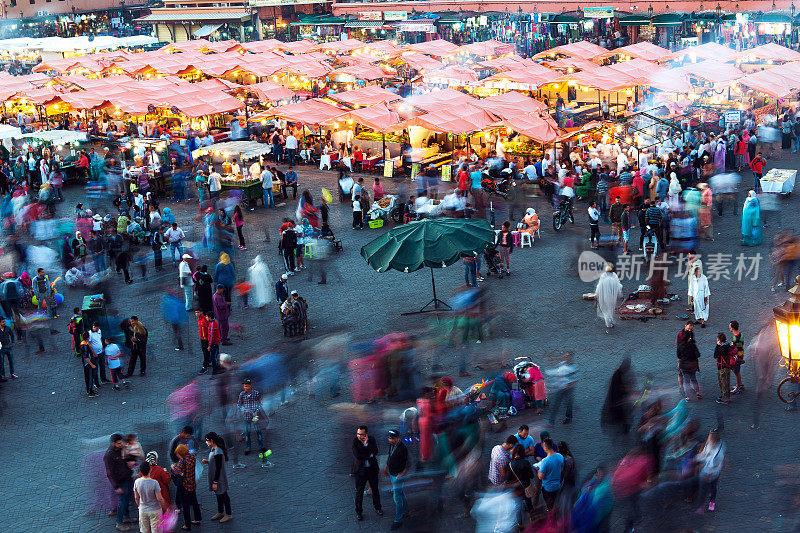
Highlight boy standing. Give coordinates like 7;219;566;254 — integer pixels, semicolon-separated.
729;320;745;393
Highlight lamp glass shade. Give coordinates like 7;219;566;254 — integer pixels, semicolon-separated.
776;319;800;374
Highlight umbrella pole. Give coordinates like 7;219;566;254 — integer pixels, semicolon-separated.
401;267;452;315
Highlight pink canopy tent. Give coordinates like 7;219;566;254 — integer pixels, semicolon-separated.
341;102;413;133
357;40;401;55
678;60;744;84
409;103;499;134
535;40;609;61
672;42;737;62
244;81;294;102
598;42;673;62
405;88;477;111
474;91;548;119
645;68;692;93
735;42;800;63
280;39;318;54
335;63;392;82
316;38;365;54
482;65;561;89
542;57;599;72
456;39;515;58
329;85;402;107
238;39;287;53
422;65;479;85
739;62;800;98
605;58;666;82
399;52;444;72
504;113;561;144
404;39;460;58
478;54;539;71
249;98;347;125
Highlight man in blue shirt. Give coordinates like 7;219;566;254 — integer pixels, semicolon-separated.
514;425;536;456
284;166;298;199
534;438;564;511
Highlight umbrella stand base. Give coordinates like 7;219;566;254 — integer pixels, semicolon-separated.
401;297;452;316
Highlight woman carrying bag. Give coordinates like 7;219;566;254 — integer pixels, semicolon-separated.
506;444;537;521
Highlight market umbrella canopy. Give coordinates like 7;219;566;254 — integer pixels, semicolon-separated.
360;218;494;273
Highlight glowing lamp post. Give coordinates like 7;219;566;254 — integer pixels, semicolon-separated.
774;277;800;403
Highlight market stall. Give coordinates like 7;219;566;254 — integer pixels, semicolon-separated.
760;168;796;195
192;140;272;207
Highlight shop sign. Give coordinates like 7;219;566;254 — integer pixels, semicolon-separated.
583;7;614;18
724;110;741;125
441;164;451;182
410;162;420;181
384;159;394;178
358;11;382;21
111;17;122;27
384;11;407;21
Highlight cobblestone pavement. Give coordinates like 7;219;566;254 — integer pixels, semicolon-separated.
1;151;800;533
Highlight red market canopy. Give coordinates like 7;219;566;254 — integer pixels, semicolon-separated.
645;67;692;93
599;42;674;62
474;91;548;119
329;85;402;107
357;40;401;55
280;39;318;54
558;67;639;91
535;40;609;61
250;98;347;125
605;58;666;82
542;57;599;72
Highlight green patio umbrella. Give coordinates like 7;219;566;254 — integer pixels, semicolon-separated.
360;218;494;313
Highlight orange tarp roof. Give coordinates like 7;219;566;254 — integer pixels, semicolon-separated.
605;58;665;81
482;65;561;88
356;40;401;55
329;85;402;107
739;62;800;98
398;52;444;72
542;57;599;72
335;63;392;81
677;60;744;84
456;39;515;58
316;38;365;54
478;54;539;71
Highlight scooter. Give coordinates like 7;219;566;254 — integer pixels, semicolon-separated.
552;199;574;231
643;225;659;261
481;168;513;198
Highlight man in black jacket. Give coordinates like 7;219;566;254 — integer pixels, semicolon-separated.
382;430;409;530
279;226;297;274
104;433;133;531
352;425;383;521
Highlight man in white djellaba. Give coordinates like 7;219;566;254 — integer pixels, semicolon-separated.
689;264;710;327
247;255;273;308
596;263;623;331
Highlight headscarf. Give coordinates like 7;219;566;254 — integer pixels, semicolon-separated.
526;207;536;217
145;451;158;464
302;217;313;237
219;252;230;265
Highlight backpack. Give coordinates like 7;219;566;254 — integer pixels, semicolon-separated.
721;344;738;369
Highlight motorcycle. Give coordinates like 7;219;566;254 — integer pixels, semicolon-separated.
643;225;659;261
552;199;574;231
481;169;513;198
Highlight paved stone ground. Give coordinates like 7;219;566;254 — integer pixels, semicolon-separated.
1;150;800;533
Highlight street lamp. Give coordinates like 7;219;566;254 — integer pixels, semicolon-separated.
648;3;654;19
716;2;722;19
773;277;800;403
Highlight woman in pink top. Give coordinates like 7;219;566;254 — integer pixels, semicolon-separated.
373;178;385;200
233;205;246;250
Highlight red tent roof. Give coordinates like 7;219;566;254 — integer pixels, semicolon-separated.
250;98;347;125
475;91;548;119
535;40;609;61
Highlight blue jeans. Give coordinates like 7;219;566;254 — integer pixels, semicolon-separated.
116;479;132;524
244;419;264;451
794;136;800;153
93;252;106;274
0;347;13;377
390;475;408;523
209;343;220;372
464;261;477;286
263;187;274;208
183;285;193;311
170;243;183;264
